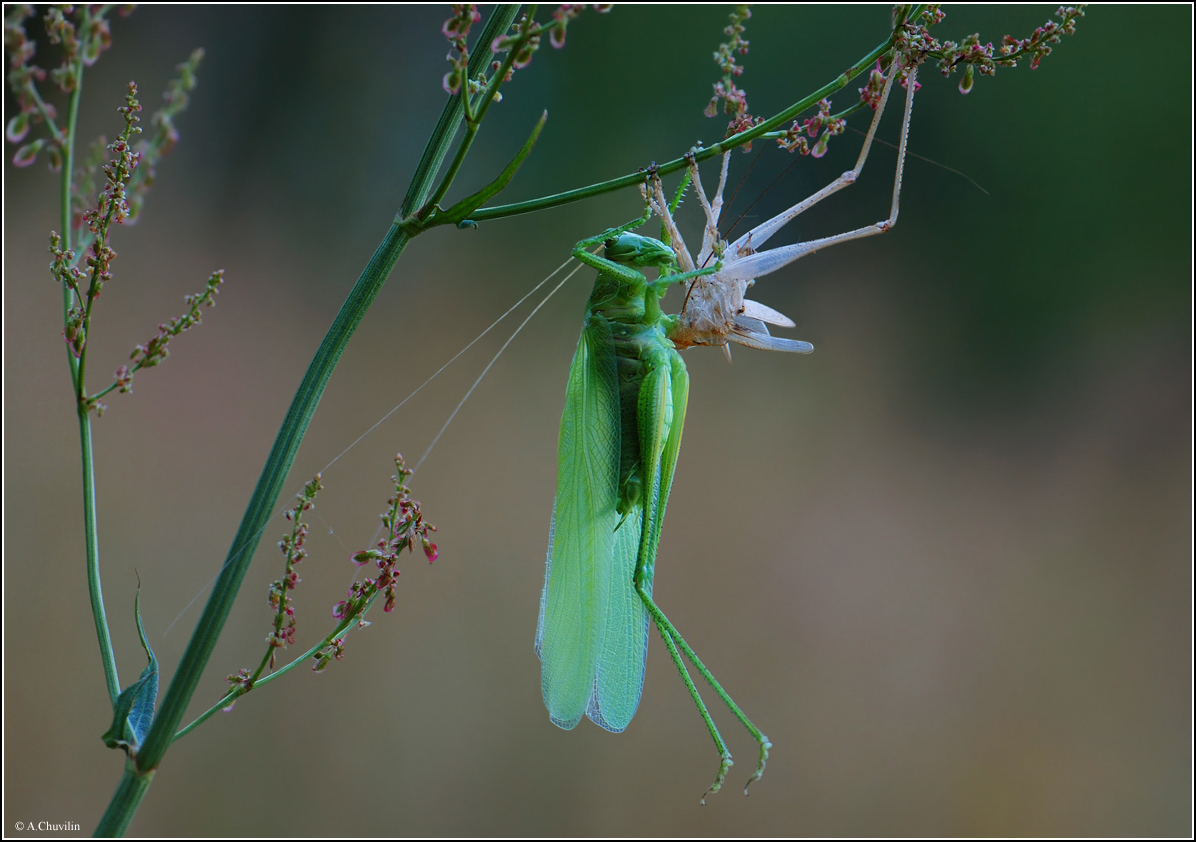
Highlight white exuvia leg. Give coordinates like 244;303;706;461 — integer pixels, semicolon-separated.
724;61;912;261
717;64;916;284
655;60;917;355
687;151;731;267
647;175;697;273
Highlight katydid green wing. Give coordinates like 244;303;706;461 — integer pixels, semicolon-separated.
536;314;624;730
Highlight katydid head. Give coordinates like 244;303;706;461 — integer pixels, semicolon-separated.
603;232;675;270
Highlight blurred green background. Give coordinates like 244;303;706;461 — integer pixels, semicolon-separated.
4;5;1190;836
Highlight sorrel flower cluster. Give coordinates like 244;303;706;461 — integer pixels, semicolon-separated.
265;474;324;669
703;5;754;141
775;98;846;158
441;4;482;96
12;6;213;418
704;5;851;156
707;4;1085;157
116;270;224;397
896;4;1086;95
8;5;202;225
46;80;222;415
224;473;326;701
5;5;128;170
441;3;610;97
318;455;437;671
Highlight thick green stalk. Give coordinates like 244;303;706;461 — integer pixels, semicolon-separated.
94;7;521;835
95;762;153;838
92;224;414;840
132;223;409;768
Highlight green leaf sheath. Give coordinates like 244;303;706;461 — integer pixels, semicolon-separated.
101;592;159;754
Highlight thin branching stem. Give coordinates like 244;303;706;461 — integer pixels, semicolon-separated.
423;7;543;215
462;23;907;225
58;8;121;706
174;594;381;742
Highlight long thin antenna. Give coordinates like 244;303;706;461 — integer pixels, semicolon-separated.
847;125;989;195
165;255;582;635
413;260;585;474
719;145;766;231
318;254;576;477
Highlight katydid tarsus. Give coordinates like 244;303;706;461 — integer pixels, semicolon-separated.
536;59;917;801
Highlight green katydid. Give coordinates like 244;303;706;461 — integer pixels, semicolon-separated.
536;59;917;801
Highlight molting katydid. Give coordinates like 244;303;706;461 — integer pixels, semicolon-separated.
536;59;917;801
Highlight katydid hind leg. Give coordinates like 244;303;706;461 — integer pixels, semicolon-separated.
629;349;771;795
640;585;734;805
651;604;772;794
632;349;677;590
640;349;770;793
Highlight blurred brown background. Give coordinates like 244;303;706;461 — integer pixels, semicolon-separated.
4;5;1190;837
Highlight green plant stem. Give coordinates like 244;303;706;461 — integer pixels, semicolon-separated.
401;6;521;219
424;7;540;214
464;8;912;225
95;7;521;835
57;16;121;706
174;595;380;742
92;224;414;839
96;761;154;839
136;224;413;767
78;409;119;702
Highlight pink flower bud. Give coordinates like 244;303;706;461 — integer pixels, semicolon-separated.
13;139;43;167
959;64;975;94
6;113;29;143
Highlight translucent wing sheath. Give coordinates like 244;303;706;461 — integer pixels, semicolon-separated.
535;314;652;731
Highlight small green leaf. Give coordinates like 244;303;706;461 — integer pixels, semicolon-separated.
438;110;547;226
101;589;159;755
